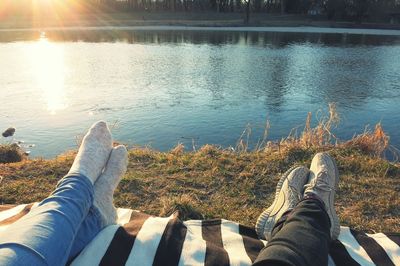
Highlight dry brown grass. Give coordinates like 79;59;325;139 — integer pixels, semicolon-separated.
242;103;394;160
345;123;391;157
0;143;399;233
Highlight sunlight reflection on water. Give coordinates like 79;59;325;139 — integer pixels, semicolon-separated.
28;33;67;114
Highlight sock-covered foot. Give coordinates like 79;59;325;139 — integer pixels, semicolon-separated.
255;166;309;240
304;152;340;240
94;145;128;227
68;121;113;184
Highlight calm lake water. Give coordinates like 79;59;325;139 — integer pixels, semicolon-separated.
1;28;400;158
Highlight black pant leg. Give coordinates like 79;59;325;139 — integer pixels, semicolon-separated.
253;199;331;266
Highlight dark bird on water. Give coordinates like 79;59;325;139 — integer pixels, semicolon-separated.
2;127;16;137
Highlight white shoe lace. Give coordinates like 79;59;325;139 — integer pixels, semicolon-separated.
304;171;335;193
288;185;303;207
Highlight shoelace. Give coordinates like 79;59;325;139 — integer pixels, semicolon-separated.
304;171;335;192
288;185;303;206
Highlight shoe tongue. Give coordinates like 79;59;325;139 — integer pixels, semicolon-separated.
315;172;332;190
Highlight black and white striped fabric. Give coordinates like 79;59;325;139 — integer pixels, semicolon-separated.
1;204;399;266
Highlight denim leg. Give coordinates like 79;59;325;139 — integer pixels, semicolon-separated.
67;206;103;262
253;199;331;266
0;175;95;266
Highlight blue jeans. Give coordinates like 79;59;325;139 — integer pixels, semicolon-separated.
0;174;103;266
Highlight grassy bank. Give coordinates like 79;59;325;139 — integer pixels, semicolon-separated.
0;143;399;233
1;107;399;233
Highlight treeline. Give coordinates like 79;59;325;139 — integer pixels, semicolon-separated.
95;0;400;22
1;0;400;23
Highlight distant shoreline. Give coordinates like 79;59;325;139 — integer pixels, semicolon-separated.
1;12;400;35
1;25;400;36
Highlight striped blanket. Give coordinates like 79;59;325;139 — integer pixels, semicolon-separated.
1;204;399;266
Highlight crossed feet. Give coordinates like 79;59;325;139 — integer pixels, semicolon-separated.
68;121;128;227
255;152;340;241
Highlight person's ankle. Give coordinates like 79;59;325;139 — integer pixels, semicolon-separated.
303;192;327;211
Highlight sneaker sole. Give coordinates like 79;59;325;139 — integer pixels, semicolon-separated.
255;166;302;240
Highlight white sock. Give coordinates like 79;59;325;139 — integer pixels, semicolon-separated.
68;121;113;184
94;145;128;227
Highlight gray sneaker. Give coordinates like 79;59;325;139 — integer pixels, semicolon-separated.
255;166;309;240
304;152;340;240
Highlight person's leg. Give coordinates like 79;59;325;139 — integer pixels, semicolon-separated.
253;197;331;266
253;152;340;266
0;121;113;266
0;175;97;266
68;145;128;261
255;166;310;240
66;191;105;263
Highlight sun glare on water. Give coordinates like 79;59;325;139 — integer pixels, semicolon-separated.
29;33;68;115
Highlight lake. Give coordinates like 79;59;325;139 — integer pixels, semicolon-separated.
1;27;400;158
